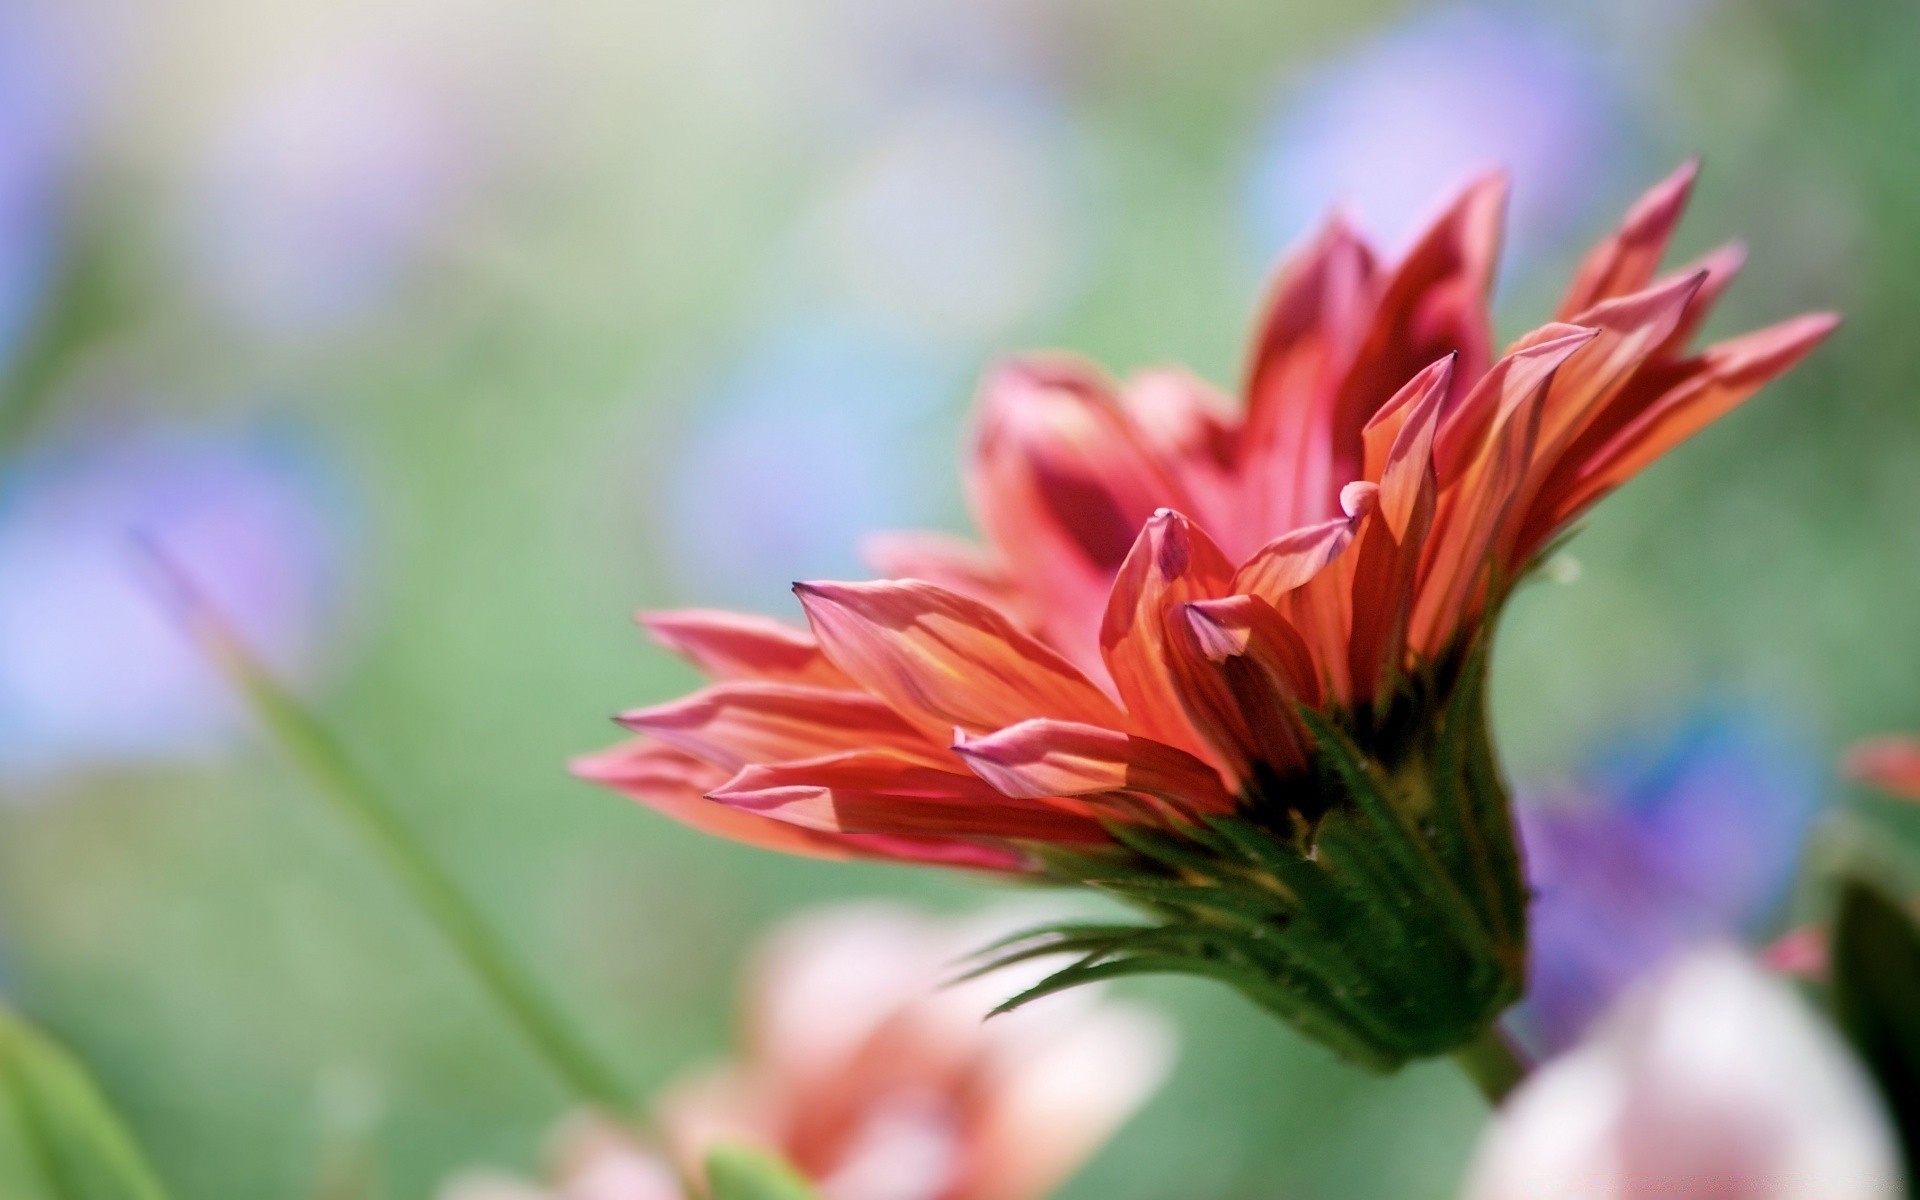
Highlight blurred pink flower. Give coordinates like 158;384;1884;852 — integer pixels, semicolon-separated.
1464;947;1902;1200
1844;736;1920;801
443;904;1172;1200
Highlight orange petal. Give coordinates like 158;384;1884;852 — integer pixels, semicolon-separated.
711;750;1111;843
1555;159;1698;319
1332;172;1507;472
1241;216;1383;532
1844;736;1920;801
1120;368;1245;547
794;579;1131;742
1099;510;1235;755
859;530;1027;619
954;719;1234;815
1549;313;1838;527
1365;356;1452;539
966;356;1187;675
1169;595;1319;782
571;738;856;860
640;609;851;687
618;682;938;772
1230;510;1362;604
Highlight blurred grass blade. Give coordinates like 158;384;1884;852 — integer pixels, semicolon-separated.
1830;876;1920;1177
0;1005;170;1200
704;1144;822;1200
133;539;631;1111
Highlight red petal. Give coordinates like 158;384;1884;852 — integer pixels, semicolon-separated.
1241;216;1383;533
1555;160;1698;319
1170;595;1319;782
1121;368;1245;548
618;682;938;772
954;719;1234;816
966;357;1188;674
711;750;1111;843
640;609;851;687
794;579;1131;742
859;531;1027;619
1099;510;1235;756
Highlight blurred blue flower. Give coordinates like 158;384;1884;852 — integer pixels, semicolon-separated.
1509;713;1821;1057
0;420;356;780
1244;6;1638;268
0;3;89;371
662;319;961;612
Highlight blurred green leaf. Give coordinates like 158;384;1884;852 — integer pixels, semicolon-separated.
1831;877;1920;1179
703;1143;820;1200
0;1005;170;1200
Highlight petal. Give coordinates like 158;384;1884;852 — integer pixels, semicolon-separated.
617;682;937;772
1241;216;1383;532
954;718;1234;816
640;609;851;687
1169;595;1319;783
1554;160;1698;319
966;356;1187;674
1099;509;1235;755
793;579;1131;742
1333;172;1507;466
860;530;1029;619
571;739;854;859
1229;510;1363;604
1844;736;1920;801
1364;355;1452;539
711;750;1111;843
1120;368;1244;547
1551;313;1838;524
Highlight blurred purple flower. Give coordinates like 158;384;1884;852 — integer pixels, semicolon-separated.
1509;713;1821;1057
0;421;355;779
183;50;477;334
1244;6;1637;267
662;320;960;612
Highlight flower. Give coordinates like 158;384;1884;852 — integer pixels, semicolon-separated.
1463;947;1903;1200
1510;714;1820;1056
0;419;354;780
579;164;1833;1066
441;903;1173;1200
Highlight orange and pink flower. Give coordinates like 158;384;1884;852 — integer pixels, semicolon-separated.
577;164;1832;1066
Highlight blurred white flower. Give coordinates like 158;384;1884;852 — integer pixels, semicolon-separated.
1465;947;1902;1200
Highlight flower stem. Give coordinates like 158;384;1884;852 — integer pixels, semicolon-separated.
135;540;631;1112
1452;1024;1527;1105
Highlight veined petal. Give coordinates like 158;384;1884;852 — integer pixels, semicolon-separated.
710;750;1111;843
1532;271;1706;463
1230;505;1365;604
640;609;851;687
1242;216;1382;532
1333;172;1507;466
966;356;1187;674
1170;595;1319;783
794;579;1131;742
1555;159;1698;319
1100;509;1235;756
1365;356;1452;539
954;719;1233;815
1553;313;1838;522
571;739;857;860
860;530;1025;615
618;682;937;772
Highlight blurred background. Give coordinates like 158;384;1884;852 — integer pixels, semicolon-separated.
1;0;1917;1194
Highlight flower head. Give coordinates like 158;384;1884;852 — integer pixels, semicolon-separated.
442;904;1172;1200
580;165;1833;1066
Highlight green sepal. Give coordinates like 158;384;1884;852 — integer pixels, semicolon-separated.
0;1005;171;1200
1830;877;1920;1179
704;1143;822;1200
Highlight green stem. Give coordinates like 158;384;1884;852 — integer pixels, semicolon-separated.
136;542;631;1112
1452;1024;1527;1105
